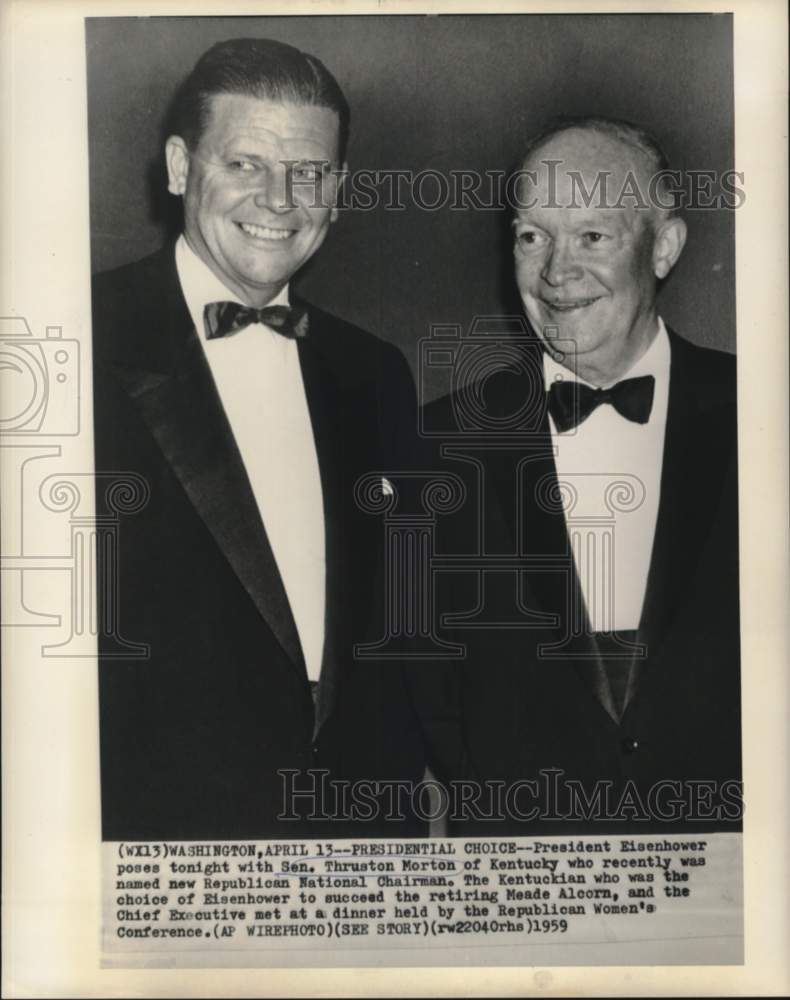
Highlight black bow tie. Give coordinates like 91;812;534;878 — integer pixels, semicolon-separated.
203;301;309;341
547;375;655;432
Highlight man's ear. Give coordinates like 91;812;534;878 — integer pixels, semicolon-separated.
165;136;190;196
330;160;349;223
652;215;687;280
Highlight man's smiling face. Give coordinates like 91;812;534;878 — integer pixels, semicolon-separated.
513;129;670;384
166;92;342;306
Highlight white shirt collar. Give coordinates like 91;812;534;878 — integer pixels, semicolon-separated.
543;317;671;390
175;234;290;340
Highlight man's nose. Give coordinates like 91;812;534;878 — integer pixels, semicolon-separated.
253;164;294;213
541;239;583;285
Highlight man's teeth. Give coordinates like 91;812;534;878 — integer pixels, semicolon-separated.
546;298;597;311
239;222;293;240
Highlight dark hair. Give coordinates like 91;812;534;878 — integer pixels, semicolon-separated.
169;38;350;162
520;115;678;216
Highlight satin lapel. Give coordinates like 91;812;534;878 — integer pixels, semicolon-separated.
108;255;305;676
297;325;378;734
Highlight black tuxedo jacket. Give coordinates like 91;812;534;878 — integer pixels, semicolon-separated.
93;246;427;841
422;329;741;834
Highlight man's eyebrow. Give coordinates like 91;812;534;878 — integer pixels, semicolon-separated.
287;158;332;167
566;213;620;227
221;143;268;158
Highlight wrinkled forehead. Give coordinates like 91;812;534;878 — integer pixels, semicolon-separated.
518;130;655;212
200;92;341;162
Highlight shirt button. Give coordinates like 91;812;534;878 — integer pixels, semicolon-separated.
621;737;639;754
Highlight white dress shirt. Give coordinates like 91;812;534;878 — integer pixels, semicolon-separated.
543;320;671;631
176;236;326;681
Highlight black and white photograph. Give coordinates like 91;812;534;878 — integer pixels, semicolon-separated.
89;12;741;843
2;0;788;995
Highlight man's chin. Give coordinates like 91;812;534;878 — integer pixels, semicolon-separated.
233;268;297;296
534;323;605;363
529;315;583;346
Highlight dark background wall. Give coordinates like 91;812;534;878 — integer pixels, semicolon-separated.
87;14;735;398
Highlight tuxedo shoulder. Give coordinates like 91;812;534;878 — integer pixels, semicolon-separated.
301;301;413;381
304;301;394;353
421;360;533;435
669;330;736;404
92;247;180;355
92;246;173;304
421;388;455;426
